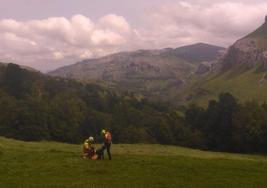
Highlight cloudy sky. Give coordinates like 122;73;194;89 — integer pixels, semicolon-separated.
0;0;267;71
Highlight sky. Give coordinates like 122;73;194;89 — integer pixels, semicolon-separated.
0;0;267;71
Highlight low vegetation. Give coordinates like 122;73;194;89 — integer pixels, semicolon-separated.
0;137;267;188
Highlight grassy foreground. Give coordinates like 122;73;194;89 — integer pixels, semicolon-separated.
0;137;267;188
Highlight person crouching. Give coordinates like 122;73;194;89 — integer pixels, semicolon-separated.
82;136;95;159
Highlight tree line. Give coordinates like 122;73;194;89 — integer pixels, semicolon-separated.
184;93;267;153
0;64;267;153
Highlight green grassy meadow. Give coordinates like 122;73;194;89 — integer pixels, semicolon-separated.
0;137;267;188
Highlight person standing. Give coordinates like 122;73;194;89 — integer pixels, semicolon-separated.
101;129;112;160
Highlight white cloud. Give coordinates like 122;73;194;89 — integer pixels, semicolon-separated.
0;14;134;71
0;1;267;71
137;1;267;48
97;14;131;34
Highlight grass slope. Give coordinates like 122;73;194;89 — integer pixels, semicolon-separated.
246;21;267;48
0;137;267;188
183;65;267;106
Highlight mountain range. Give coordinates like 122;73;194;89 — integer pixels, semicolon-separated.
3;16;267;106
49;43;225;102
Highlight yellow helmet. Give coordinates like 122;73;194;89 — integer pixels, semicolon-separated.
101;129;106;135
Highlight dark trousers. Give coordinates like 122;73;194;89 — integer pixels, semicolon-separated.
104;142;112;160
96;147;104;160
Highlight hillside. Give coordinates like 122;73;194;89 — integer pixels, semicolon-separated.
0;61;38;72
246;16;267;48
0;63;177;144
181;16;267;105
49;43;224;102
1;63;212;148
3;63;267;154
0;137;267;188
221;16;267;70
172;43;225;63
181;65;267;105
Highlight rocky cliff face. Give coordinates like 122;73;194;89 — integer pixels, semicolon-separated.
262;51;267;70
222;39;266;68
221;16;267;70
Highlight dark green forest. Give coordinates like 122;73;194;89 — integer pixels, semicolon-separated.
1;63;267;153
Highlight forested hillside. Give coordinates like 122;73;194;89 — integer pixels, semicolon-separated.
1;63;267;153
0;63;192;145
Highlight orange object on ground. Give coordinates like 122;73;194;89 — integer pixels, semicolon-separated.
91;154;98;160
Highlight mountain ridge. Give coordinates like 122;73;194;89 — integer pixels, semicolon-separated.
181;16;267;106
49;43;224;102
0;62;38;72
221;16;267;70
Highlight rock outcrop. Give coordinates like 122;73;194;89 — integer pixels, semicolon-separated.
196;61;214;74
221;16;267;70
262;51;267;70
222;39;263;68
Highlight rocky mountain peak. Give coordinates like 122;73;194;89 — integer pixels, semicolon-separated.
265;15;267;23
